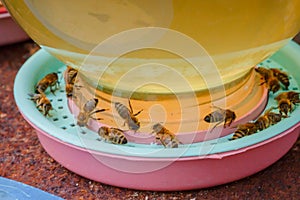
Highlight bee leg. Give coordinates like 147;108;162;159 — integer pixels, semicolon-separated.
36;103;42;110
210;105;224;111
224;118;234;128
79;127;86;134
128;99;134;114
36;87;43;94
45;111;52;117
210;121;223;132
89;108;108;120
160;139;167;148
259;81;267;86
43;108;51;117
133;109;143;116
47;85;55;95
90;116;104;121
90;108;108;115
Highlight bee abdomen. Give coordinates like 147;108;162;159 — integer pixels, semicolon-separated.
115;102;130;119
204;112;223;123
278;76;290;89
268;78;280;93
255;118;269;131
117;135;128;144
35;84;48;93
169;140;179;148
231;130;247;140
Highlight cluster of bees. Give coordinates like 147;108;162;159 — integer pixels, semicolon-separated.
203;66;299;141
63;67;181;147
230;67;299;140
30;65;299;148
28;72;59;117
255;67;290;93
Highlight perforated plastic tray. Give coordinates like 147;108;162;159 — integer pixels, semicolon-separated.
14;41;300;190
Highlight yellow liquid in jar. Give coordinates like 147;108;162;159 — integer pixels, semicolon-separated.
4;0;300;96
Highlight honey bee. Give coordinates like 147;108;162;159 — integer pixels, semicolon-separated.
255;67;280;93
270;68;290;90
97;126;128;144
28;93;53;117
254;108;282;131
275;91;300;105
276;98;293;117
230;122;258;140
77;98;107;127
65;83;82;98
267;77;281;94
255;67;270;82
152;123;181;148
114;99;143;131
35;72;59;94
204;106;236;130
64;66;78;85
65;84;74;98
64;67;80;98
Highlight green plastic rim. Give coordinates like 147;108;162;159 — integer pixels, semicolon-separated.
14;41;300;158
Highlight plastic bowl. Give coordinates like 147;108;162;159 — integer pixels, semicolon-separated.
0;8;29;46
14;41;300;190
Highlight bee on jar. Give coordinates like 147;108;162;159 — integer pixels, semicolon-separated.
114;99;143;131
255;67;271;82
270;68;290;90
97;126;128;145
255;67;280;93
254;107;282;131
275;91;300;105
65;83;82;98
77;98;107;128
64;67;81;98
230;122;258;140
204;105;236;131
65;84;74;98
64;66;78;85
35;72;59;94
28;93;53;117
152;123;181;148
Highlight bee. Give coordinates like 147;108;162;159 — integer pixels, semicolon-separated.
35;72;59;94
65;83;74;98
97;126;128;144
65;83;82;98
152;123;180;148
270;68;290;90
255;67;271;82
64;66;78;85
64;67;80;98
28;93;53;117
114;99;143;131
255;67;280;93
230;122;258;140
276;98;293;117
255;108;282;131
204;106;236;130
77;98;107;127
275;91;300;105
267;77;281;94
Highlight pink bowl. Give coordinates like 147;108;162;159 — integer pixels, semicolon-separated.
0;10;29;46
27;116;299;191
14;42;300;191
